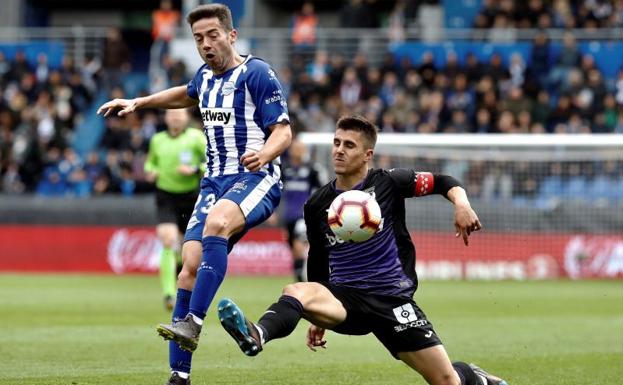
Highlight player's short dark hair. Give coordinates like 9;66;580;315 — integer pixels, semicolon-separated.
336;115;378;149
187;3;234;31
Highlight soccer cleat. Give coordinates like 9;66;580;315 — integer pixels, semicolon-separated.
164;372;191;385
156;314;202;352
217;298;263;357
469;363;508;385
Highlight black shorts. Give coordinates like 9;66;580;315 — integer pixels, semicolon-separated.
155;188;198;234
285;218;307;247
320;282;442;358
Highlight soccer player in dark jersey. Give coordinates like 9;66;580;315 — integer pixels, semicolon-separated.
98;4;292;385
281;139;326;281
216;116;507;385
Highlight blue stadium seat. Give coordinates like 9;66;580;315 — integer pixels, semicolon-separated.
588;176;614;205
612;178;623;205
539;176;563;199
563;177;589;201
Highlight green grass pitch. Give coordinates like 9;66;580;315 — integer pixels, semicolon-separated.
0;274;621;384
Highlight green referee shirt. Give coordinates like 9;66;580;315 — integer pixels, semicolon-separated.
144;127;207;193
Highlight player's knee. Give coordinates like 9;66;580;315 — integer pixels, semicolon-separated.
203;216;230;237
157;226;178;248
282;282;311;304
159;232;178;248
177;269;195;288
428;371;460;385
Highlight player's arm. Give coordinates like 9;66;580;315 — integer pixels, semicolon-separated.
389;169;481;245
241;122;292;172
304;202;330;282
97;86;197;117
242;62;292;172
446;185;482;246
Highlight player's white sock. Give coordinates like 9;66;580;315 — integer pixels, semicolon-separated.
173;371;189;379
190;314;204;325
477;374;488;385
255;323;266;345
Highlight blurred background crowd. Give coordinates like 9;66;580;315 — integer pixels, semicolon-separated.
0;0;622;205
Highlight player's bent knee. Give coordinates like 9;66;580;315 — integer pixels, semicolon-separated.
203;216;230;237
427;371;460;385
282;282;323;308
282;282;310;302
177;269;196;289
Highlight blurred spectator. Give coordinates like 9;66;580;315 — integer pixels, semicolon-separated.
530;32;550;87
102;27;131;89
388;0;407;43
291;1;318;62
150;0;181;93
339;67;362;107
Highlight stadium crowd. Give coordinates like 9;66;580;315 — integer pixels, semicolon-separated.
0;0;622;204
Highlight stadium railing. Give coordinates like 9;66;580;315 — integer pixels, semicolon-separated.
0;26;108;67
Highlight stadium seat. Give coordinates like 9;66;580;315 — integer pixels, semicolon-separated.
538;176;563;199
588;176;613;206
563;177;589;201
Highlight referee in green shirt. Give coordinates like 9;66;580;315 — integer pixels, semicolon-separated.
144;108;206;311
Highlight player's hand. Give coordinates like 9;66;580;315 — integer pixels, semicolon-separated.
177;165;198;176
454;204;482;246
306;325;327;351
145;171;158;183
240;151;267;172
97;98;139;117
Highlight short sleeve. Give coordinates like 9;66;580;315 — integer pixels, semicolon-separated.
246;62;290;129
186;65;208;101
187;77;198;100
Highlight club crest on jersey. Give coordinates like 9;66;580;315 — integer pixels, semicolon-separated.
221;81;236;96
363;186;376;200
200;107;234;127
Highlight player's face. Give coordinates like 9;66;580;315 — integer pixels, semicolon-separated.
191;17;237;72
332;129;373;176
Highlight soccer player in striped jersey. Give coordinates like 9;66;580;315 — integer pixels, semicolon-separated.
98;4;292;385
216;116;507;385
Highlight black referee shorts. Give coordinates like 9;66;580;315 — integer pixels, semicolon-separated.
155;188;199;234
320;282;442;358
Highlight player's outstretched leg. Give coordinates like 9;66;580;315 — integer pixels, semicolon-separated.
217;298;263;356
469;363;508;385
157;314;202;352
164;371;191;385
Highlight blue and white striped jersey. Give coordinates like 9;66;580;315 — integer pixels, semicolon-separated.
187;55;289;178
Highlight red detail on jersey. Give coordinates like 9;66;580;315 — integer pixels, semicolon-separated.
415;172;434;197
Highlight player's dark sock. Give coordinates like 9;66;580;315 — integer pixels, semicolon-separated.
453;361;483;385
257;295;304;343
170;289;193;374
188;236;228;320
293;259;305;282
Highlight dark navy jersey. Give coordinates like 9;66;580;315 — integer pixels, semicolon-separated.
282;162;326;223
305;168;446;299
